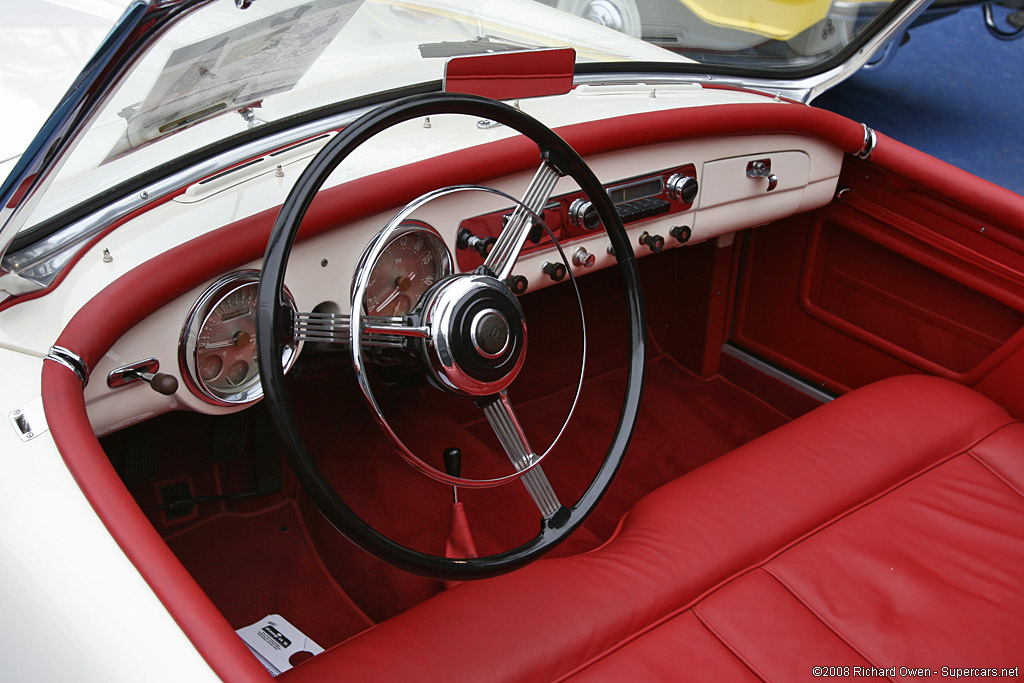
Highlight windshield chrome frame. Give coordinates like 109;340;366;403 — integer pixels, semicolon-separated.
0;0;219;300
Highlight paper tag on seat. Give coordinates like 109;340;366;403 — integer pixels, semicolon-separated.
236;614;324;676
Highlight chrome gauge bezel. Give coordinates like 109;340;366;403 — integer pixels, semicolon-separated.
352;220;454;316
179;270;298;406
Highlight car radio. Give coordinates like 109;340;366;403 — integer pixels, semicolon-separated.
456;163;698;273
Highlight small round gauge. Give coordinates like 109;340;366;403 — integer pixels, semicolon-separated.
180;270;297;406
361;222;453;316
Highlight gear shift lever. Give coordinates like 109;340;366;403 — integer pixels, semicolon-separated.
443;447;462;502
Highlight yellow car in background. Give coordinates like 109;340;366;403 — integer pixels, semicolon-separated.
546;0;1018;62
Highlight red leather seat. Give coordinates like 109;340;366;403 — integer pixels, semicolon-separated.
282;376;1024;681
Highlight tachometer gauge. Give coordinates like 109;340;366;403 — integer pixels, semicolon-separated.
180;270;297;406
360;222;453;316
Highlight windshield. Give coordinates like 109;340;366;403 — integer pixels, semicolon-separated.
17;0;905;232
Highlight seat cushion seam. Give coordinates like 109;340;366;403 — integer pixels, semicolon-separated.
551;420;1018;681
968;450;1024;500
760;567;895;680
553;610;768;683
650;419;1015;614
691;605;770;682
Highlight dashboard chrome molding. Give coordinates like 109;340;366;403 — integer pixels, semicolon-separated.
857;124;878;160
45;345;89;387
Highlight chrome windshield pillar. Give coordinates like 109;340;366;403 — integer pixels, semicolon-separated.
0;0;217;299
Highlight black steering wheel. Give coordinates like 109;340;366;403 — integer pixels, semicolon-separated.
257;92;645;580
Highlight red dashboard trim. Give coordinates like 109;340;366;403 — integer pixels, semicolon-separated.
870;132;1024;232
39;100;867;679
700;82;803;105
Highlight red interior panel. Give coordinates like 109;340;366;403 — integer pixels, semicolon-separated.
733;216;918;394
733;152;1024;394
802;221;1024;375
837;158;1024;311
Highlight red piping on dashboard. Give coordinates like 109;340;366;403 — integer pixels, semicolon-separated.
0;188;186;315
700;82;803;105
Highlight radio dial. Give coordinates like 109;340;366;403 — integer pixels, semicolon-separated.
568;198;602;231
666;173;699;204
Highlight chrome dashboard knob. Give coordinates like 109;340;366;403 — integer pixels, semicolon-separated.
568;198;602;231
572;247;596;269
666;173;699;204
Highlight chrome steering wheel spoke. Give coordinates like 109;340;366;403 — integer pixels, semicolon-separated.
483;157;563;281
293;311;422;347
480;391;562;519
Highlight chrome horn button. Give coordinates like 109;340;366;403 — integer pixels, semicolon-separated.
420;274;527;396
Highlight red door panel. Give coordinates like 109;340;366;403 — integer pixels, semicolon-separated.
733;154;1024;401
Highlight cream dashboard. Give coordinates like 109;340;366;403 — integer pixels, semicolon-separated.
57;98;845;437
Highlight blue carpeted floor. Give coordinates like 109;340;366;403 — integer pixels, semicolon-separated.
815;6;1023;194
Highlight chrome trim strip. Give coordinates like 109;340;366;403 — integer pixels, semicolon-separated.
293;312;408;347
857;125;877;160
46;345;90;387
107;358;160;388
721;344;834;403
0;0;218;294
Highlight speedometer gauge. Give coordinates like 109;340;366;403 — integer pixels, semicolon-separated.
360;222;452;316
180;270;297;406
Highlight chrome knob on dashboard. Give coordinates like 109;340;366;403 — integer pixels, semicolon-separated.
572;247;596;269
568;198;602;231
666;173;699;204
457;227;497;258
